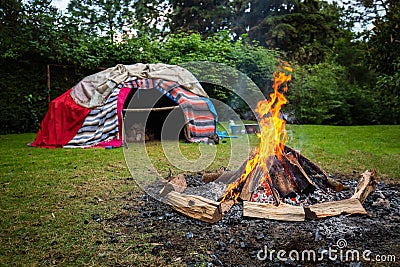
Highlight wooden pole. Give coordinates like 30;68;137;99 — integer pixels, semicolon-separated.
46;64;51;105
123;106;179;112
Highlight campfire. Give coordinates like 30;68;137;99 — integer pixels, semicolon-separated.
159;63;377;223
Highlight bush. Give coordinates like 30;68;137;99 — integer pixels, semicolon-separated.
373;71;400;124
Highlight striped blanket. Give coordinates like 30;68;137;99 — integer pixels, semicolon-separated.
64;87;121;148
123;78;217;141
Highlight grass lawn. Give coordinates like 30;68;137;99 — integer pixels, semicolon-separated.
1;125;399;266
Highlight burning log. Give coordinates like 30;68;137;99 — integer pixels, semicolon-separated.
217;155;253;185
221;145;345;204
281;153;315;194
243;201;305;221
269;157;297;198
283;149;317;190
351;169;377;204
166;191;223;223
239;165;264;201
304;198;367;219
284;146;347;192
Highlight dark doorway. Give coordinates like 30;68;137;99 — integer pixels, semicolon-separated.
123;88;187;141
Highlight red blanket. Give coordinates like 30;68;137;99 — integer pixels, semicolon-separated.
30;89;90;148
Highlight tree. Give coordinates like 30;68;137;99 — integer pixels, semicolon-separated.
369;1;400;123
0;0;61;60
0;0;24;59
166;0;232;36
367;0;400;75
66;0;132;41
288;62;353;125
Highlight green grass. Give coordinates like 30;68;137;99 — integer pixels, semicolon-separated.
0;134;165;266
286;125;400;180
1;125;399;266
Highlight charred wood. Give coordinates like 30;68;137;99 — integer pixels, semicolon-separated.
269;157;296;198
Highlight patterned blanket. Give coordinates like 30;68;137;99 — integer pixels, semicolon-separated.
64;87;121;148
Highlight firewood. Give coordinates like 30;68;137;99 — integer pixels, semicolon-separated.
351;169;377;204
214;170;237;184
243;202;305;221
202;167;226;183
285;146;347;192
159;174;187;197
217;154;257;184
304;198;367;219
281;155;315;194
284;151;317;188
239;165;263;201
166;191;223;223
269;159;296;198
220;199;235;215
271;188;281;205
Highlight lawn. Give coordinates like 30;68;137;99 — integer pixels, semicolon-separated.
0;125;399;266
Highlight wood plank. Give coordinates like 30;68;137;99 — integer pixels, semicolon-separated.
166;191;222;223
304;198;367;219
351;169;377;204
243;201;305;221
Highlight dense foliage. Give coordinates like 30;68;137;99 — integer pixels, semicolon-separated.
0;0;399;133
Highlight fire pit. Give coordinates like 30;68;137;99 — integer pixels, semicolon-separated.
155;63;378;223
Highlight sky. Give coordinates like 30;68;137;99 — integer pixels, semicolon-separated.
52;0;69;11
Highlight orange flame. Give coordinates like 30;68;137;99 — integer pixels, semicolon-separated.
221;62;292;203
257;63;292;162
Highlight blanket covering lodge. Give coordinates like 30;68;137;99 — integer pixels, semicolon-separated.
30;63;217;148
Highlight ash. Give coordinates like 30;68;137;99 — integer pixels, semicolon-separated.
183;181;226;201
171;173;228;201
142;173;227;202
314;216;363;242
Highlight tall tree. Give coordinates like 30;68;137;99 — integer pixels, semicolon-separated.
368;0;400;123
240;0;342;64
166;0;232;36
234;0;296;43
0;0;25;59
131;0;169;36
0;0;61;60
367;0;400;75
66;0;132;40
